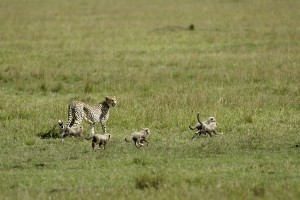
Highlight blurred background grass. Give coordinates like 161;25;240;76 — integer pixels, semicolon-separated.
0;0;299;199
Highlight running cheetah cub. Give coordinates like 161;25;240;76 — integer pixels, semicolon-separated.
85;134;111;150
61;96;117;135
189;112;220;139
58;120;84;142
125;128;150;148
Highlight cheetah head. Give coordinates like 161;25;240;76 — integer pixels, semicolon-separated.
143;128;150;135
106;96;117;107
207;117;216;124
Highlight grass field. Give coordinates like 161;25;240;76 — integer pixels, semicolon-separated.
0;0;300;199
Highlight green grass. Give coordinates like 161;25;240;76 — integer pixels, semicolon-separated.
0;0;300;199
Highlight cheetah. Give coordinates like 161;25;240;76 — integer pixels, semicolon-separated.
62;96;117;134
58;120;84;141
125;128;150;148
85;133;111;150
189;113;220;139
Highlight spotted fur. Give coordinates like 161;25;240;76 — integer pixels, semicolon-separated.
65;96;117;134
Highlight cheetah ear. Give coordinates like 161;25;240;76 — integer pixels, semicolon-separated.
108;134;111;138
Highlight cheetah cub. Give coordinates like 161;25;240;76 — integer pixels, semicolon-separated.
58;120;84;142
189;112;220;139
125;128;150;148
85;134;111;150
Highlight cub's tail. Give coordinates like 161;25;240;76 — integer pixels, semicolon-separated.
85;135;95;140
197;112;203;125
189;112;204;130
125;137;132;142
58;120;65;129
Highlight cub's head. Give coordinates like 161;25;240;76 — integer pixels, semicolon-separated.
207;117;216;124
105;96;117;107
104;134;111;140
143;128;150;135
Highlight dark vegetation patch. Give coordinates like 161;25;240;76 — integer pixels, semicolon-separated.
11;165;23;169
251;186;265;197
153;24;195;32
49;188;69;194
35;163;46;168
132;158;147;166
135;173;165;190
24;139;36;146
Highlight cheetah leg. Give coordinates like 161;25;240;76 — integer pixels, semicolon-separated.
83;116;93;124
92;142;96;150
136;140;144;148
100;121;107;133
213;131;219;135
143;139;149;147
206;131;212;137
83;116;95;134
67;118;75;128
98;142;106;150
134;141;140;148
90;124;95;135
192;131;199;139
60;131;65;142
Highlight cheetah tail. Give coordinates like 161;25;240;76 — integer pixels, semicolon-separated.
85;135;95;140
197;112;203;126
125;137;132;142
58;120;65;129
189;125;196;130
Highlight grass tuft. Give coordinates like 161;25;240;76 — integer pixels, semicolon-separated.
24;139;36;146
251;186;265;197
243;114;254;123
132;157;147;166
84;74;93;93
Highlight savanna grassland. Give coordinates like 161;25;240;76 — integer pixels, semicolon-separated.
0;0;299;199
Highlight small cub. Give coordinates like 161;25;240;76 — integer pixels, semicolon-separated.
125;128;150;148
189;113;219;139
58;120;84;142
85;134;111;150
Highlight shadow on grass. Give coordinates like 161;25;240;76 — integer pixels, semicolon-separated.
37;124;60;139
